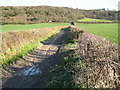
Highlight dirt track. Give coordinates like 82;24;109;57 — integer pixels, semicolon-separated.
2;29;66;88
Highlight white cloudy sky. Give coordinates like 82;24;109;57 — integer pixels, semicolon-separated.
0;0;119;10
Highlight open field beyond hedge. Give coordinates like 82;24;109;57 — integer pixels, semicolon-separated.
78;18;113;22
1;23;118;44
1;23;69;32
76;23;118;44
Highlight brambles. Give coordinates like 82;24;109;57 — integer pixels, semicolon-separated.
69;27;120;88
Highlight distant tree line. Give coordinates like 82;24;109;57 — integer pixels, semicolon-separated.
0;6;118;24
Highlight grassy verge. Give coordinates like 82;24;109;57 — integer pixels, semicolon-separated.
1;29;61;68
1;39;40;68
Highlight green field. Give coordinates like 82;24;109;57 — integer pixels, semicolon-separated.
76;23;118;44
1;23;69;32
78;18;113;22
1;23;118;44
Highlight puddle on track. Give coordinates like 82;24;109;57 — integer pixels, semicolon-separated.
16;64;42;76
23;65;42;76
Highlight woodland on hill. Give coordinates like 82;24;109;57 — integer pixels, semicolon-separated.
1;6;118;24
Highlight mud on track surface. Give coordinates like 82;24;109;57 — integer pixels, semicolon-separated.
2;29;67;88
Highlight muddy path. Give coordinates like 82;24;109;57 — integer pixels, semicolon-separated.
2;28;67;88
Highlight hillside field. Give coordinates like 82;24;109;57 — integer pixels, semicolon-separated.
76;23;118;44
78;18;113;22
1;6;117;25
1;23;69;32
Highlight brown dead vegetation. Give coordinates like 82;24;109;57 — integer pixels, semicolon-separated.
69;26;120;88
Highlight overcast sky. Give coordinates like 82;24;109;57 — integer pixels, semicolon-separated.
0;0;119;10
